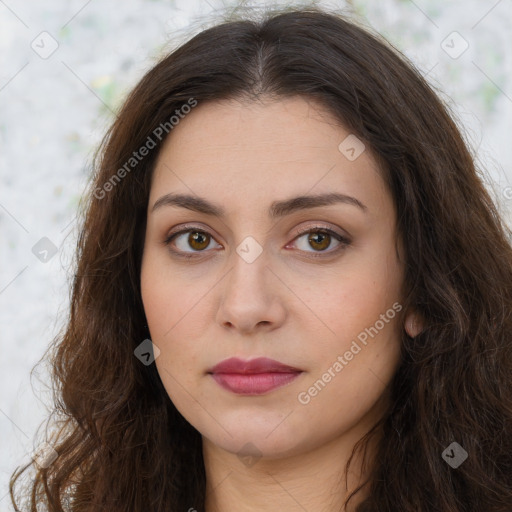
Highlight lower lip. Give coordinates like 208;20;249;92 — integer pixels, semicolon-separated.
211;372;302;395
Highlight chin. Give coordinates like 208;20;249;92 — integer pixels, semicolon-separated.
200;415;310;459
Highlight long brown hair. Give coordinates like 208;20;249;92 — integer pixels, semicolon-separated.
9;5;512;511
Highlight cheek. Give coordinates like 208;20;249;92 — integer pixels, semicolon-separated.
142;274;205;412
299;246;403;399
141;250;190;340
140;251;206;380
296;318;401;436
142;282;200;373
312;258;401;347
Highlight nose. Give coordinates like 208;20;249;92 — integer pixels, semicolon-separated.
215;242;287;335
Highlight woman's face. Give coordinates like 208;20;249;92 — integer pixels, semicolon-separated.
141;96;408;461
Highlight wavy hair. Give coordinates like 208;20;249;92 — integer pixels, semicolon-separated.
9;5;512;511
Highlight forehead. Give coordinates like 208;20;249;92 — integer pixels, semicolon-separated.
156;96;350;164
149;96;391;220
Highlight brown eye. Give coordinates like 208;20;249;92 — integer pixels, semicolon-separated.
187;231;210;251
307;231;331;251
164;224;350;260
164;227;220;257
292;227;350;256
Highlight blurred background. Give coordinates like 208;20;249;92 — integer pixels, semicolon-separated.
1;0;511;508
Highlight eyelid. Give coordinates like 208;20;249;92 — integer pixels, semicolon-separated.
163;223;220;245
290;223;349;242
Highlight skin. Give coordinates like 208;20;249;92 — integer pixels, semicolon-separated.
140;96;422;511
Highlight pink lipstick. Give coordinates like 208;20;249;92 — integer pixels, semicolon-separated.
208;357;303;395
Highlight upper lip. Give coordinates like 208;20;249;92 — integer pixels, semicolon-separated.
208;357;302;374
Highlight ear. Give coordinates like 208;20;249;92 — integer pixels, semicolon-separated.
404;309;423;338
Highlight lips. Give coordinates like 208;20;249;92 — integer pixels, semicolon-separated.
209;357;301;374
208;357;303;395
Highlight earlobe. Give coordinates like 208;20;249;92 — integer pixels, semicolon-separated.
404;310;423;338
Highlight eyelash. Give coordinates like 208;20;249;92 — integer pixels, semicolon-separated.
162;224;351;260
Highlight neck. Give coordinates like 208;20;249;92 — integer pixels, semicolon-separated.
202;424;380;512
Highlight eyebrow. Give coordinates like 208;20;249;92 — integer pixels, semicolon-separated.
151;191;368;218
